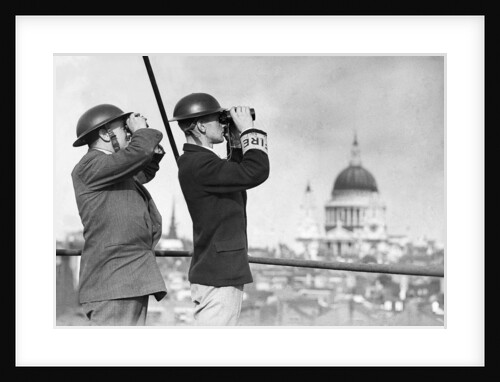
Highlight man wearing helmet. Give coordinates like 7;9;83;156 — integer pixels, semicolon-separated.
71;104;168;326
171;93;270;326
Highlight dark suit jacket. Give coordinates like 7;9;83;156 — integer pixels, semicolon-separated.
177;128;270;287
71;129;168;303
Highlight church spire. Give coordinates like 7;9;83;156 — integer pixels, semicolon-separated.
297;181;320;238
349;131;362;166
167;198;178;239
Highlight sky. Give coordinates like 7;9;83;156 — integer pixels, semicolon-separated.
54;54;445;249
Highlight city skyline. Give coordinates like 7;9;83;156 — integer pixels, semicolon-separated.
54;55;445;249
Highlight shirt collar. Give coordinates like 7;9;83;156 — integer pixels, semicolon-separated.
92;148;113;155
203;145;222;158
183;143;225;159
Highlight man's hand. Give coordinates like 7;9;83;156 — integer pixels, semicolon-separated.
126;113;149;133
229;106;254;133
154;144;165;154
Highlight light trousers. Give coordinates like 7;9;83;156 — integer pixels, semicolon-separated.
190;284;244;326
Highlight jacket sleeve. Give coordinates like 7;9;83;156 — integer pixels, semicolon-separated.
194;128;270;194
76;129;163;190
134;152;165;184
226;141;243;163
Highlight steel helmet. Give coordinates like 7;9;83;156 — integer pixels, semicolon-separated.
73;104;132;147
168;93;225;122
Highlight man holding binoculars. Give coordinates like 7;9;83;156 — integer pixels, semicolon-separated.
71;104;168;326
171;92;270;325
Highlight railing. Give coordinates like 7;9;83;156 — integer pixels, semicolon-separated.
56;249;444;278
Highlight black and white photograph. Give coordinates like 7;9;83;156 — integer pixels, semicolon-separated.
16;16;484;366
55;54;445;327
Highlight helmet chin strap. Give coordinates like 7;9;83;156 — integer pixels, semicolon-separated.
186;122;204;147
106;128;121;153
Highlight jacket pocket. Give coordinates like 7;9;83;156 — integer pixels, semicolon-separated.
215;237;246;252
104;243;135;248
103;243;145;250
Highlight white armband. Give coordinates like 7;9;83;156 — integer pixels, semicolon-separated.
240;128;268;155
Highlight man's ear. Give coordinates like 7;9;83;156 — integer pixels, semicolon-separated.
98;128;110;142
196;120;206;134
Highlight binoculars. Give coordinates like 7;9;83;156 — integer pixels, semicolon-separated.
124;126;133;141
219;108;256;125
124;113;149;141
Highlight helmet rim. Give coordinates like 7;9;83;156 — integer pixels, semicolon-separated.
168;92;225;122
168;107;225;122
73;104;132;147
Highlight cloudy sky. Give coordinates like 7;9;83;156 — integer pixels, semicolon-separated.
54;54;444;249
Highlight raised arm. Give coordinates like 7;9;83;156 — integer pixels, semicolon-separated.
194;128;269;193
134;145;165;184
77;129;163;190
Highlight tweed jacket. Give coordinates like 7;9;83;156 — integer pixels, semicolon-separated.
177;128;270;287
71;128;168;303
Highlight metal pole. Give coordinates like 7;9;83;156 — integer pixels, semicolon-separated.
142;56;179;162
248;256;444;278
55;249;444;278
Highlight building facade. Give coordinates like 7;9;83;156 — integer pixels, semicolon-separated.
297;134;399;262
